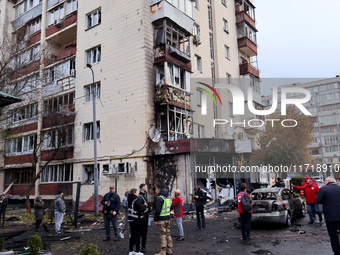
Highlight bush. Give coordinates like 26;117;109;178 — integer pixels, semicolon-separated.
0;237;5;251
27;234;43;255
80;244;100;255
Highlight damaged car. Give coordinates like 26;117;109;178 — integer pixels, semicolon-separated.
251;187;306;226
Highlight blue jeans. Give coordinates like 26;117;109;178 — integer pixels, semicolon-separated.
307;203;322;223
175;217;184;237
240;213;251;239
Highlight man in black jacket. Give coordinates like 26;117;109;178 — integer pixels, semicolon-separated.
272;178;285;188
154;184;173;255
101;186;121;241
139;183;150;253
0;194;8;227
316;177;340;255
194;186;206;230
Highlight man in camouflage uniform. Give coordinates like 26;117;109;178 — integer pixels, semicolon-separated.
154;184;173;255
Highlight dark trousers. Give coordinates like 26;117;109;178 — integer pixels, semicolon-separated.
129;219;142;252
0;209;6;226
103;214;118;238
141;216;148;248
326;221;340;255
196;206;205;229
240;213;252;239
36;220;42;231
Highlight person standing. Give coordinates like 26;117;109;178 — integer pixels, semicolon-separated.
0;194;8;227
172;189;184;241
193;186;206;230
316;177;340;255
272;177;285;187
237;183;252;241
138;183;150;253
154;184;173;255
54;191;66;234
119;190;130;239
34;196;44;232
101;185;120;241
128;188;146;254
293;179;322;224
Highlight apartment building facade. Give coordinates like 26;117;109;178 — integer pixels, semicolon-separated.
262;77;340;178
0;0;261;205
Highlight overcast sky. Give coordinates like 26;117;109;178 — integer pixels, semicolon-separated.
255;0;340;94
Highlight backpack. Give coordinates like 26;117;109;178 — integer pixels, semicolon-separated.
240;192;252;213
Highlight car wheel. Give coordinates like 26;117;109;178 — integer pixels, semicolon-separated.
285;211;292;227
300;203;307;217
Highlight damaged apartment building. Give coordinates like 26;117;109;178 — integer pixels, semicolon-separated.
0;0;262;206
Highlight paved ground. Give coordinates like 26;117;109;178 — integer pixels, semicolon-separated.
0;210;335;255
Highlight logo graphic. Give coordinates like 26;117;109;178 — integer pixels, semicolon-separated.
197;82;222;115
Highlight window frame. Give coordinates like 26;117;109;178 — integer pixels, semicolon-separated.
86;45;101;65
195;55;202;72
85;82;101;102
84;121;100;141
86;8;101;30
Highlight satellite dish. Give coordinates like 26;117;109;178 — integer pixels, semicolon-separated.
226;126;235;136
149;127;161;142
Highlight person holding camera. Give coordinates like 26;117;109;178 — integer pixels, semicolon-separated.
193;186;206;230
101;185;120;241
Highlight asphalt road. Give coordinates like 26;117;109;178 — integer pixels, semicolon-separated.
1;211;335;255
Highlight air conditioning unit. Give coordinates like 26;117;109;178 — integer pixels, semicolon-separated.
117;162;131;174
193;35;201;45
54;18;62;28
103;164;117;174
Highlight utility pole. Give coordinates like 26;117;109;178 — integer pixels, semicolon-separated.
86;64;99;215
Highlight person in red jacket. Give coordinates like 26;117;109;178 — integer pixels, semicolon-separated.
300;175;317;197
237;183;252;240
293;179;322;224
172;189;184;241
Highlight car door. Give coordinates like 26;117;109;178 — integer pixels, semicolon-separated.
281;189;296;217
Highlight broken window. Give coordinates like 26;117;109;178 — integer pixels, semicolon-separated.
87;8;101;29
86;45;101;65
160;106;192;141
43;92;75;116
6;134;37;155
41;164;73;183
154;20;190;57
85;82;101;102
84;121;100;141
41;125;74;149
4;168;35;185
83;164;100;183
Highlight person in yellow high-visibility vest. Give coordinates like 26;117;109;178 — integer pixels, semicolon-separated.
154;184;173;255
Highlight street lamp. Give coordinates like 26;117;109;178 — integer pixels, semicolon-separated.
86;63;99;215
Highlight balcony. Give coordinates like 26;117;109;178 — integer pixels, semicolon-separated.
150;0;194;33
236;11;256;29
58;42;77;60
238;36;257;57
13;3;42;30
155;84;190;109
154;45;191;71
239;63;259;78
46;11;77;38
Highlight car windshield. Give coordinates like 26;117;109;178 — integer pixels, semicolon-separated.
252;192;277;200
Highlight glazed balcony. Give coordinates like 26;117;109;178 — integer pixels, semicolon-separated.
237;36;257;57
236;11;256;29
151;0;194;33
239;63;259;78
46;11;77;38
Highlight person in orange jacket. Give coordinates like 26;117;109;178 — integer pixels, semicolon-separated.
293;179;322;224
